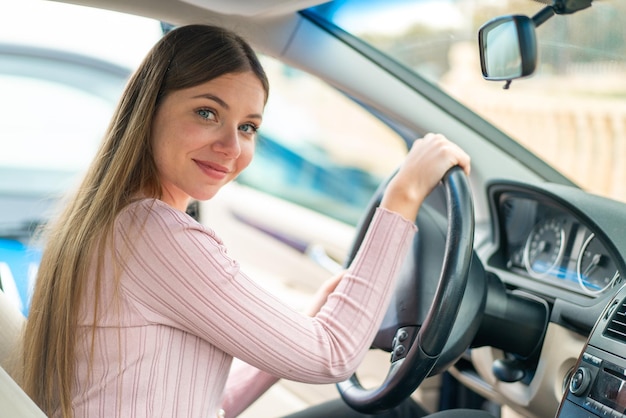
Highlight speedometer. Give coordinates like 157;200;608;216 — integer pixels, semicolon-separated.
577;233;619;295
523;218;565;278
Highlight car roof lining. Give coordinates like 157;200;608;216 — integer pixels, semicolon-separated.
56;0;305;58
179;0;325;17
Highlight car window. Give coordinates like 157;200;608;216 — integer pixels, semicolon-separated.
237;56;407;226
0;0;161;69
0;1;162;315
0;70;115;315
0;74;112;173
0;1;162;189
307;0;626;204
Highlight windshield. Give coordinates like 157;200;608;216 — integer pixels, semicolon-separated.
307;0;626;203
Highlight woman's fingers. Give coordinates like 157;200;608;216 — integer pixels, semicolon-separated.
380;133;470;221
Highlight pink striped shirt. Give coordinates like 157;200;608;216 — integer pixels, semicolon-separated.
68;199;416;418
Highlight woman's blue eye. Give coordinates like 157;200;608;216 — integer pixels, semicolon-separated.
240;123;259;134
197;109;216;120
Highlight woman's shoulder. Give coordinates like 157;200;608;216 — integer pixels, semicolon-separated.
117;198;219;240
121;198;193;222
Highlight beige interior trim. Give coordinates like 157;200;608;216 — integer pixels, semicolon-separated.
0;290;42;416
0;366;45;417
450;323;587;418
0;289;25;371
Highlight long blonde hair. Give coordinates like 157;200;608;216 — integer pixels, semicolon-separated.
20;24;269;417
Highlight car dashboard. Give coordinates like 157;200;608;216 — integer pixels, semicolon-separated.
491;183;623;301
449;180;626;418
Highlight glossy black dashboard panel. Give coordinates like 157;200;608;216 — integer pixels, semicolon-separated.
487;182;626;306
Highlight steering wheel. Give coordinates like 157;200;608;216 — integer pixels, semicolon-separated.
337;166;476;414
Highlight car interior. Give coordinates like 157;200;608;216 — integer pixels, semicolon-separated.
1;0;625;417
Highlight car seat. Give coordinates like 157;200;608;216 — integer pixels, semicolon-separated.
0;289;46;416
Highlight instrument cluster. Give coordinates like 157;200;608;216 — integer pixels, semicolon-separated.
497;192;622;296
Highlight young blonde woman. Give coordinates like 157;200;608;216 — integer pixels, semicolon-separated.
20;24;482;418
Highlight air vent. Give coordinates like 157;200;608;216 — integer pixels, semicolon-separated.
604;299;626;343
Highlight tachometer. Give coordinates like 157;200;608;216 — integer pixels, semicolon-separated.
577;233;619;295
523;218;565;277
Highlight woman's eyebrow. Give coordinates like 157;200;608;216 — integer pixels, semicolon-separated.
194;93;229;109
194;93;262;120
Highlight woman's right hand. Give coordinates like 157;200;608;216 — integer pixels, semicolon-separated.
380;133;470;222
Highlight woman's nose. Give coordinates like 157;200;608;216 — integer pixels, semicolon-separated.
212;126;241;158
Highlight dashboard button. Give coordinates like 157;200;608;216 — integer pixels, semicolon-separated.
570;367;591;396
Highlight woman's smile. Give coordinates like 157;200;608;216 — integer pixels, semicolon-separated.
194;159;230;180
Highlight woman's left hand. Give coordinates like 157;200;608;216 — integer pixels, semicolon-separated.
304;271;345;317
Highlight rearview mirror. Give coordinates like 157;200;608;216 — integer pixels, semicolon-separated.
478;15;537;86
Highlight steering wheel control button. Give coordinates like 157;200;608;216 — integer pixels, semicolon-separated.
570;367;591;396
390;327;415;362
394;345;406;357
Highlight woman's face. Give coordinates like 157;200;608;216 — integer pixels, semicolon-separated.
151;71;266;211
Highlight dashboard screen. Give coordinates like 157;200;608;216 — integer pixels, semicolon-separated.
589;367;626;413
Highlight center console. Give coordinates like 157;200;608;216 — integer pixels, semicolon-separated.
556;284;626;417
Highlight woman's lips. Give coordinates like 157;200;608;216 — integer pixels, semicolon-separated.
194;159;229;180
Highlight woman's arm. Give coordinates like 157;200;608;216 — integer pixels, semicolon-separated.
220;271;345;416
118;202;414;382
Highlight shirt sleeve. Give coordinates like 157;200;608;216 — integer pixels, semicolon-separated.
116;199;416;384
